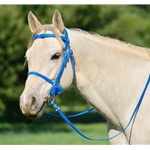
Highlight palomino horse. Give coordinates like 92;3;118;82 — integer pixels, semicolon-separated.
20;10;150;144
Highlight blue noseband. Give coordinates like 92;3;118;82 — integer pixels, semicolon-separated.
28;28;74;97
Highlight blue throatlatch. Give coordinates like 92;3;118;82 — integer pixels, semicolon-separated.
27;28;150;141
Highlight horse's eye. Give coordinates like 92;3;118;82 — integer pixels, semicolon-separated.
51;52;60;60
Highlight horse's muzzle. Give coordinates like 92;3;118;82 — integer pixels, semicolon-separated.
19;91;46;119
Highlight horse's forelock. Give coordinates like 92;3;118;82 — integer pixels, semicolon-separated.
27;24;63;49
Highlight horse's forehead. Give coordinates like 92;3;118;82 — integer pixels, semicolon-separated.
27;37;61;57
35;38;60;50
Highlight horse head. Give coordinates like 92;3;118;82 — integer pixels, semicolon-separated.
20;10;74;119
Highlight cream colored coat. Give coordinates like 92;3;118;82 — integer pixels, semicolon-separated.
20;10;150;144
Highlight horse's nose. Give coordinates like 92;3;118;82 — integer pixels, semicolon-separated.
20;91;39;117
31;96;38;109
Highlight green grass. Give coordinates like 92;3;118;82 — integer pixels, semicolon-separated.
0;104;109;145
0;122;109;145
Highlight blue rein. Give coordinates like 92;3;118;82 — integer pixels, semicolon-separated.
28;28;150;141
49;74;150;141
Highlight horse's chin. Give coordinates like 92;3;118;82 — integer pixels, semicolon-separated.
27;111;43;119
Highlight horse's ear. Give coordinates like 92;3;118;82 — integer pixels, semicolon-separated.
28;11;41;33
52;9;64;34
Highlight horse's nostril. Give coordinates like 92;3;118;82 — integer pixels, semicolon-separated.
31;96;37;108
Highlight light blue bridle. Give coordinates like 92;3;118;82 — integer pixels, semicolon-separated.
28;28;150;141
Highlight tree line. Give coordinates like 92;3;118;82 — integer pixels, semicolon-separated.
0;5;150;123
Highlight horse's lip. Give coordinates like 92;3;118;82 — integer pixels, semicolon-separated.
30;94;53;119
37;101;47;114
28;101;46;119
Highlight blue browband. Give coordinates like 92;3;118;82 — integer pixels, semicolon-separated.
28;28;74;96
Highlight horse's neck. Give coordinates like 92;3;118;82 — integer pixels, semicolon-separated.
69;29;150;127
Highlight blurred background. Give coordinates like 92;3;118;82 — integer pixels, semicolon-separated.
0;4;150;145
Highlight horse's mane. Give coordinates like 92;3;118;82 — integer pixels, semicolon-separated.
70;28;150;58
27;25;150;58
